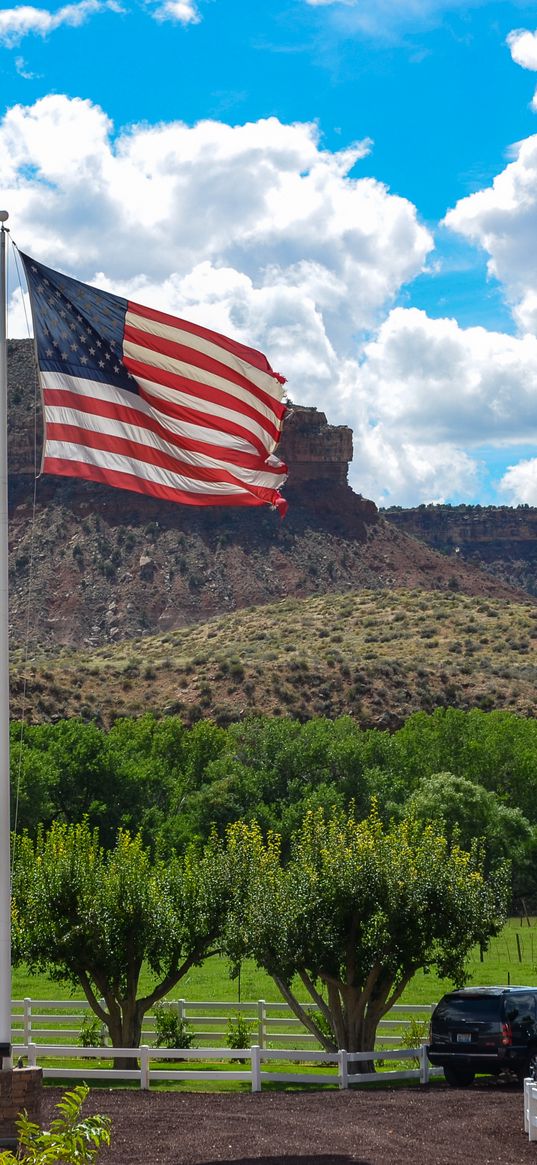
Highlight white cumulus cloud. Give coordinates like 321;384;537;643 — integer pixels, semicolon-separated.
507;27;537;110
1;95;431;352
347;307;537;505
4;94;537;507
499;458;537;504
507;28;537;72
150;0;200;24
444;134;537;332
357;308;537;446
0;0;121;47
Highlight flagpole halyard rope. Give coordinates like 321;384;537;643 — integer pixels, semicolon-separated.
9;240;41;866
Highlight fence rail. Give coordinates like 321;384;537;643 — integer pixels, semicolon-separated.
10;1040;441;1091
10;997;434;1051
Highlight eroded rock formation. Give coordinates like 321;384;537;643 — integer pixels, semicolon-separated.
384;505;537;597
5;340;529;649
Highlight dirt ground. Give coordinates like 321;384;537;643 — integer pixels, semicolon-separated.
42;1082;532;1165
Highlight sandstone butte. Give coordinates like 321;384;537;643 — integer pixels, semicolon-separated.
5;339;534;651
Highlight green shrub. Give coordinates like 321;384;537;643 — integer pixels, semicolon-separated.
396;1015;430;1068
153;1002;195;1051
78;1014;104;1049
226;1012;254;1053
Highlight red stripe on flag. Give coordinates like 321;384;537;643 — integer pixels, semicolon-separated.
45;422;283;505
124;355;282;448
125;375;269;460
128;300;286;384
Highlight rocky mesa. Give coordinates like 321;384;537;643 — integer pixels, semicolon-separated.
384;505;537;598
6;339;528;650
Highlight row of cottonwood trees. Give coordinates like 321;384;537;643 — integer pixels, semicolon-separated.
11;808;508;1066
9;708;537;897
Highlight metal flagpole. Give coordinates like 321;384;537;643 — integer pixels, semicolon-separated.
0;210;11;1064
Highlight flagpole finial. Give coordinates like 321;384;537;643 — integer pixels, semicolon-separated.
0;213;7;224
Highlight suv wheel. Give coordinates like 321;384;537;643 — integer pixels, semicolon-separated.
443;1064;475;1087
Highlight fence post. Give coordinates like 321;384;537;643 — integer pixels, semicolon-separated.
23;997;31;1044
27;1042;37;1068
338;1048;349;1090
140;1045;150;1091
257;1000;266;1049
419;1043;430;1085
178;999;186;1022
251;1045;261;1093
529;1084;537;1142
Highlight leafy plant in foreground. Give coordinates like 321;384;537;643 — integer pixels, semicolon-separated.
0;1084;110;1165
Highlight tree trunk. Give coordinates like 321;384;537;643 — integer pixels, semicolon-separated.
106;1000;144;1071
75;953;209;1073
344;1021;376;1076
340;990;381;1076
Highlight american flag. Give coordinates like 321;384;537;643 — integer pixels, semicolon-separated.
20;252;288;515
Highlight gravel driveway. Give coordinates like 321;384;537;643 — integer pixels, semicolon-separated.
42;1081;531;1165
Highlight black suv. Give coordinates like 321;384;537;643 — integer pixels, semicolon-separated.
427;986;537;1086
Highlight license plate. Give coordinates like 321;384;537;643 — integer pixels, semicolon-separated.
456;1033;472;1043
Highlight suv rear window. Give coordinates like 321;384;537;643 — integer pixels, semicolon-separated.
434;996;501;1023
504;994;536;1023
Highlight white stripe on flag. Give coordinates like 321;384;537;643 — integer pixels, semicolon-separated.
133;374;276;452
124;337;281;429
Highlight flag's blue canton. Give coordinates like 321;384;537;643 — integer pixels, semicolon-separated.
22;253;136;396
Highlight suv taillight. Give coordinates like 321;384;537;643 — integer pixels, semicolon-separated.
501;1022;512;1046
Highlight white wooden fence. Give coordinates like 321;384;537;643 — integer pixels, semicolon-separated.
11;997;434;1050
10;1040;441;1091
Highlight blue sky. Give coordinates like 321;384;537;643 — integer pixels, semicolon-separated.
2;0;537;506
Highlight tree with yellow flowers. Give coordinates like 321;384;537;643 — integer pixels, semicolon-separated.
224;807;509;1059
11;820;229;1066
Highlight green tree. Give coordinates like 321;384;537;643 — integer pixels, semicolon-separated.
10;720;130;846
394;708;537;822
11;820;228;1064
405;771;534;878
225;807;508;1064
163;715;390;854
9;732;56;834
